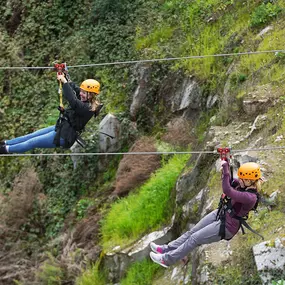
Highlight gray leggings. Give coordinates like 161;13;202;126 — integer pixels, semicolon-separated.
163;209;233;265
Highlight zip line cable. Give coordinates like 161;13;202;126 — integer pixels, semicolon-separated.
1;145;285;157
0;49;285;70
1;48;285;157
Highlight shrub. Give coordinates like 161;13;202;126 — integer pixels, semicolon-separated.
250;3;282;27
74;198;95;220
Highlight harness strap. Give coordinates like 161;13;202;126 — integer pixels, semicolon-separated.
54;116;64;147
58;81;63;108
233;216;264;240
218;210;226;239
217;189;263;240
54;113;86;148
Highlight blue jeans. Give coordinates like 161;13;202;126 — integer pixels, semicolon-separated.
6;126;65;153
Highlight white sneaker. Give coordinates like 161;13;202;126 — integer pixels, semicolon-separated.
150;242;163;254
149;252;168;268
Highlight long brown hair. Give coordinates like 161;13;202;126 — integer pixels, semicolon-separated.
246;179;261;192
88;92;100;112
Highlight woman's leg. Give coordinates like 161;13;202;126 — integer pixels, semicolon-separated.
6;126;56;145
7;128;65;153
162;209;219;253
163;219;233;265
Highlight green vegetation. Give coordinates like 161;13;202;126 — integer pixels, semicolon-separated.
101;154;190;250
121;259;159;285
36;254;64;285
272;281;285;285
250;2;282;28
74;198;95;221
75;262;106;285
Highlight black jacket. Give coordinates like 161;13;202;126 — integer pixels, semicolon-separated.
54;82;95;148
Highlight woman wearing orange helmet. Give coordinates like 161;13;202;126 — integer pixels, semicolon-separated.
149;161;262;268
0;74;102;154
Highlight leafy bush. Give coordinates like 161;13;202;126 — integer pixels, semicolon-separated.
272;280;285;285
250;3;282;27
75;198;95;220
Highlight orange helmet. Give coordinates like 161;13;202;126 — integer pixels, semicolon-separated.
238;162;261;180
80;79;100;94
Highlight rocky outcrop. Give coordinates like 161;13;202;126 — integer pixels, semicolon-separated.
171;77;202;114
253;237;285;284
99;113;121;153
130;64;152;120
103;220;175;283
242;84;278;116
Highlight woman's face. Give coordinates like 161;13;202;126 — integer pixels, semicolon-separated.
239;178;254;188
80;89;88;101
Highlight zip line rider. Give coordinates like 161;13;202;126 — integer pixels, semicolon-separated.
149;161;263;268
0;73;102;154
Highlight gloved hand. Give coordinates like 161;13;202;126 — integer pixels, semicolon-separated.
220;159;230;176
57;73;67;84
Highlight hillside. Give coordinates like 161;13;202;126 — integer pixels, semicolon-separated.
0;0;285;284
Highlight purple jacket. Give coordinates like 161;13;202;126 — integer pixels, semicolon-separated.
222;163;257;235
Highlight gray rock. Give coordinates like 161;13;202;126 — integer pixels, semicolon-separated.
99;114;121;153
257;26;273;37
182;188;208;225
206;94;219;109
70;141;82;169
253;237;285;284
171;78;202;113
130;64;151;119
104;221;175;283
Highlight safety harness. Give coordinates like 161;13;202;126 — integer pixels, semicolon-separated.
216;187;264;240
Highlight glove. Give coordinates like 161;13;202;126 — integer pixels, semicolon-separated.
57;73;67;84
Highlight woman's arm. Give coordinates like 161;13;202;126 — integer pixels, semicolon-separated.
222;162;257;204
62;83;90;115
57;74;90;115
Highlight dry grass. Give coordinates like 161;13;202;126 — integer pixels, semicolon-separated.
161;117;194;148
112;137;161;197
1;168;42;230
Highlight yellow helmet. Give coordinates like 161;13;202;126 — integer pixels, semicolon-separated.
238;162;261;180
80;79;100;94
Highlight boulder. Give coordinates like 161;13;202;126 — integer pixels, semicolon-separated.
253;237;285;284
98;113;121;153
